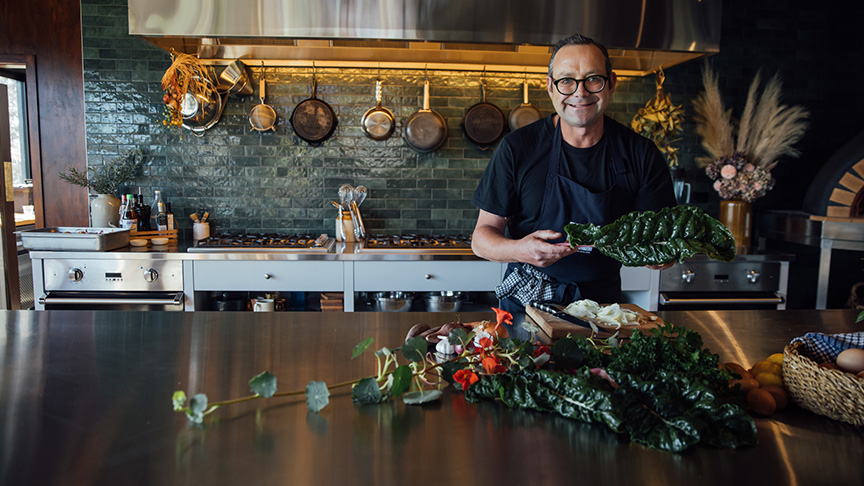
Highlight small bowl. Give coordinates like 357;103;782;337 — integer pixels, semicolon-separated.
373;291;414;312
129;239;148;247
151;237;169;246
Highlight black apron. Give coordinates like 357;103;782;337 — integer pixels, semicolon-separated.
499;118;635;335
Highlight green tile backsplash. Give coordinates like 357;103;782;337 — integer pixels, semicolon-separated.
81;0;661;236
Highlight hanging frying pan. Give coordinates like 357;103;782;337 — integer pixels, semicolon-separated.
361;78;395;141
290;68;338;146
509;78;542;131
404;78;447;153
462;77;505;150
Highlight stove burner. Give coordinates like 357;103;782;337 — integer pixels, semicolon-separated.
364;234;472;249
193;233;332;250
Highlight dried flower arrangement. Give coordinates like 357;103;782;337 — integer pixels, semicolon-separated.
631;70;685;167
160;51;216;129
59;149;145;196
693;65;809;202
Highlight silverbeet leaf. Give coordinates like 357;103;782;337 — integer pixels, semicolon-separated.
249;371;277;398
306;381;330;413
564;206;735;267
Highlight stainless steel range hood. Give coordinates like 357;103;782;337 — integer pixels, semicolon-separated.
128;0;721;76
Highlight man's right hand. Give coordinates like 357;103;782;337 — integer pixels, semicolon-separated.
516;230;578;267
471;210;578;267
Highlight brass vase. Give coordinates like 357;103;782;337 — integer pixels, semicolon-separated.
719;199;751;255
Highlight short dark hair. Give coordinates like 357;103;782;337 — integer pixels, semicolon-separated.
548;33;613;77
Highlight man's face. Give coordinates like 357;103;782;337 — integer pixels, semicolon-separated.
546;44;616;130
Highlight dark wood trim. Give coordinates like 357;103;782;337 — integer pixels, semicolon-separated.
0;86;21;309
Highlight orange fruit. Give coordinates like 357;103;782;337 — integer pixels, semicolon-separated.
751;360;782;376
767;353;784;365
761;384;789;410
747;388;777;416
724;362;752;380
754;372;783;387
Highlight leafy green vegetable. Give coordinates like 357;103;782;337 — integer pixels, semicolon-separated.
389;365;414;397
352;337;375;359
305;381;330;413
402;390;443;405
464;322;757;452
564;205;735;266
402;336;427;363
352;377;384;405
249;371;277;398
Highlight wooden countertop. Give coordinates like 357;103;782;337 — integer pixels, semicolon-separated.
1;309;863;485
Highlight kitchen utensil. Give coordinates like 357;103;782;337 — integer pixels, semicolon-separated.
17;227;131;251
361;78;395;141
424;291;464;312
218;59;253;96
462;74;505;150
508;77;542;131
338;184;362;240
352;185;367;238
193;222;210;240
526;301;659;340
290;66;338;146
404;76;447;153
252;298;275;312
181;77;227;136
373;291;415;312
250;67;277;131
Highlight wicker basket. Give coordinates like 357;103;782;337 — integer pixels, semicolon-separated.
783;340;864;426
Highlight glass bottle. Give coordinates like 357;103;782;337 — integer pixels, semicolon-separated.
120;193;138;229
151;190;163;229
165;202;175;231
137;193;151;231
156;201;168;231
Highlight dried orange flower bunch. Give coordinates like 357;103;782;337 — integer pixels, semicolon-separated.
160;51;216;129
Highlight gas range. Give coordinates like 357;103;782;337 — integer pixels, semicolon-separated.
188;233;335;253
359;234;473;253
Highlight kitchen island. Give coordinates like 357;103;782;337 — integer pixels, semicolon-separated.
1;309;862;485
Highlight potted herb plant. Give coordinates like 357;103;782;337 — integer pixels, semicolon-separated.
59;149;146;227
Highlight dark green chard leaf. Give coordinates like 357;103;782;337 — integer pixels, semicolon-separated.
564;205;735;266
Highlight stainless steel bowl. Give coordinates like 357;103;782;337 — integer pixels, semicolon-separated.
424;291;464;312
373;291;414;312
218;59;253;96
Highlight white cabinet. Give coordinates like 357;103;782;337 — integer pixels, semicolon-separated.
353;261;505;292
193;261;344;292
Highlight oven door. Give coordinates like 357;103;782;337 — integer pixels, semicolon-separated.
39;291;186;311
659;291;785;310
658;260;787;310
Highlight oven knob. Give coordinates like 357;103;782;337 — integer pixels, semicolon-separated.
681;269;695;284
68;268;84;282
746;270;760;284
144;268;159;282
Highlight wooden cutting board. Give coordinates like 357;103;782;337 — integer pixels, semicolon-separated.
526;303;662;340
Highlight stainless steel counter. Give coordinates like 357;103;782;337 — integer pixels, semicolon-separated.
2;309;863;485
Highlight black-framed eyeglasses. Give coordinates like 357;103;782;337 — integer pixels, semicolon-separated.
552;75;608;95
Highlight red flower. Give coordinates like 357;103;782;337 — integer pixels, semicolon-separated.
532;345;550;357
493;308;513;326
482;355;507;374
477;336;494;349
453;369;479;390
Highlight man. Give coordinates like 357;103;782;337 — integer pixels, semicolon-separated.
470;33;676;329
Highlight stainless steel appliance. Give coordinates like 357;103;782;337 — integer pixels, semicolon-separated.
189;233;334;252
36;258;185;311
659;257;789;310
360;234;473;253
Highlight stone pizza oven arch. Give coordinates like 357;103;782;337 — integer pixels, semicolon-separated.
803;129;864;219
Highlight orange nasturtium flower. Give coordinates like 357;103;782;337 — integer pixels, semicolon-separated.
477;336;494;349
454;369;479;390
492;308;513;327
482;355;507;374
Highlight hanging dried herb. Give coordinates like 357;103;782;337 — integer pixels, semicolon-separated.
160;51;216;129
631;70;685;168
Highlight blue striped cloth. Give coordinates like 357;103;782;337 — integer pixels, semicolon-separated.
791;332;864;364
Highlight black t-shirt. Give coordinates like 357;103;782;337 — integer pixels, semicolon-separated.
471;115;676;239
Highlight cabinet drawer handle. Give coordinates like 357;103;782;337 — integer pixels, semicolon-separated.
425;273;432;280
264;273;272;280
